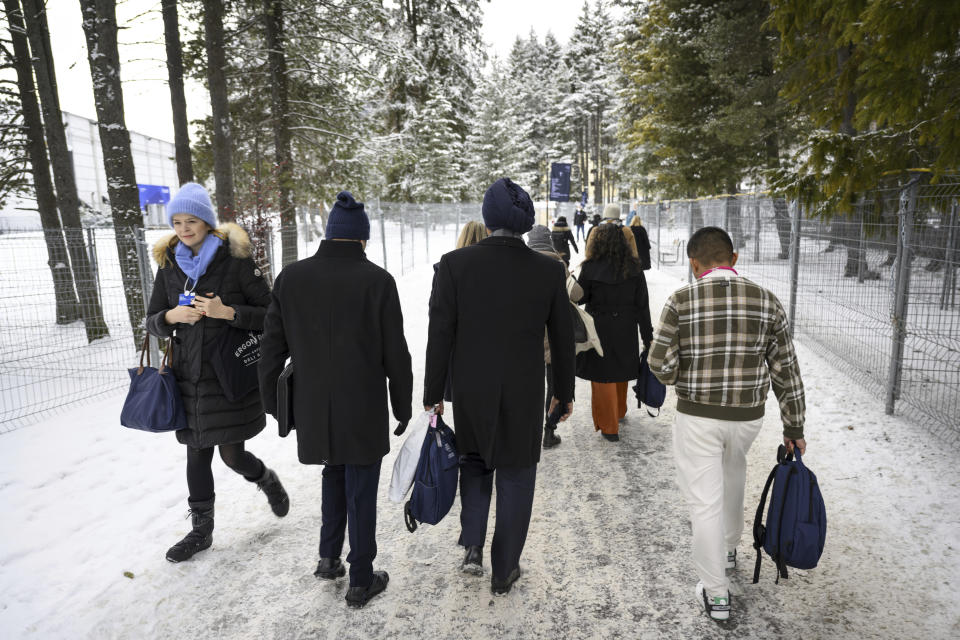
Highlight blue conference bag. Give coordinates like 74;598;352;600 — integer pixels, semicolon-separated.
404;415;458;533
120;337;187;433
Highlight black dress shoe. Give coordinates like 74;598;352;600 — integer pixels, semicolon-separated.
345;571;389;608
542;426;561;449
314;557;346;580
491;566;521;595
461;545;483;575
602;432;620;442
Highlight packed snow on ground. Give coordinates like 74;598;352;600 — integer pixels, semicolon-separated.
1;262;958;639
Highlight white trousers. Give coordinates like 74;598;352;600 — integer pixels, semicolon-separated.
673;412;764;597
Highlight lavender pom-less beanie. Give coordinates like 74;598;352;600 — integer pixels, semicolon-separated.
166;182;217;229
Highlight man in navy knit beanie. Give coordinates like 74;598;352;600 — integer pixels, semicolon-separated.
325;191;370;242
260;188;412;609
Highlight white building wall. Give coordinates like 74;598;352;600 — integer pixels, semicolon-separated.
1;112;180;229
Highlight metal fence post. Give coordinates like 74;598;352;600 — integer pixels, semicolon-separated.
885;178;920;415
86;227;102;303
940;200;958;310
857;202;867;283
754;199;761;261
688;201;695;283
423;204;430;264
788;200;802;336
656;202;662;270
378;199;388;272
134;227;159;363
399;205;406;275
456;203;462;242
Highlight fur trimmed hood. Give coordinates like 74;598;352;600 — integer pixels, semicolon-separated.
152;222;251;268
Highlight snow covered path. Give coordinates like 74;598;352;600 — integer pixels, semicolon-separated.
1;264;958;639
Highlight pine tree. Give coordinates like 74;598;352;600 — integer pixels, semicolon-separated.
464;59;524;198
3;0;80;323
769;0;960;213
21;0;108;341
407;94;463;202
79;0;147;345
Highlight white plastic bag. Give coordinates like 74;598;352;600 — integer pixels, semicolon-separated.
388;410;432;503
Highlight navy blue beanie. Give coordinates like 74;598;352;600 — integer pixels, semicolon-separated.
325;191;369;240
482;178;535;234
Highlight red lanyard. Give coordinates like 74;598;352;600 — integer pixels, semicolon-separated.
697;266;738;279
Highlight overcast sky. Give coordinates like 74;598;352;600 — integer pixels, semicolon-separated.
44;0;598;143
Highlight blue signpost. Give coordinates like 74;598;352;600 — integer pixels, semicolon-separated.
137;184;171;210
549;163;571;202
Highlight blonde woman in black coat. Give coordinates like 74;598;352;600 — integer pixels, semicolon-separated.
146;183;288;564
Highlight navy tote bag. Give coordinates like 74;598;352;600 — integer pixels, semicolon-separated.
120;336;187;433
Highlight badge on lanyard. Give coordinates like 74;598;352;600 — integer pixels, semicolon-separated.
179;278;196;306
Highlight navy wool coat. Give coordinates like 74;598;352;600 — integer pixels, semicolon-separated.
258;241;413;466
424;236;576;469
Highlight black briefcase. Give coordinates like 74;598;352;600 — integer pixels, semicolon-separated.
277;362;295;437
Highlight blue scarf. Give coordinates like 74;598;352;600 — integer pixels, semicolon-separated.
175;233;223;291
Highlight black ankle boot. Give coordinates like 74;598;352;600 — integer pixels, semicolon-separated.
542;425;561;448
254;467;290;517
166;496;215;563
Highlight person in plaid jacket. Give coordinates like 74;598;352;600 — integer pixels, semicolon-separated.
648;226;806;622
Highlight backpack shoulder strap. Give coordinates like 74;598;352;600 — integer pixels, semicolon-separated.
752;464;779;584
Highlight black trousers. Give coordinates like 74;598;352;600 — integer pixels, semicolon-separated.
186;443;265;502
318;460;382;587
458;453;537;581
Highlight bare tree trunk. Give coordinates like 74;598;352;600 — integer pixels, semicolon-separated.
79;0;146;346
203;0;236;220
162;0;193;185
22;0;108;341
4;0;79;324
264;0;296;266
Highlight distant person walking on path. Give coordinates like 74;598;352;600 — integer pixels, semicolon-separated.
629;215;652;271
424;178;575;595
550;216;579;266
586;212;601;240
526;224;585;449
259;191;413;609
575;224;654;441
648;227;806;622
574;206;588;241
145;182;289;564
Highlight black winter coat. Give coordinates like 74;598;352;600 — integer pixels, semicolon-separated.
145;224;270;449
630;225;652;270
258;241;413;466
550;226;578;263
424;236;575;469
575;260;654;383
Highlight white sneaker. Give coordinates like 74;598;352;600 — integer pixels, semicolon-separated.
726;549;737;570
697;581;730;621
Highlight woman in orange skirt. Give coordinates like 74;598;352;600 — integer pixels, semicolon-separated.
575;224;654;441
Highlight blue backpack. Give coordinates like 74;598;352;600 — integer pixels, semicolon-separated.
633;350;666;417
752;444;827;583
404;415;458;533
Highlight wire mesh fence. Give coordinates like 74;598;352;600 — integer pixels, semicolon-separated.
4;188;956;440
632;173;960;442
0;202;481;433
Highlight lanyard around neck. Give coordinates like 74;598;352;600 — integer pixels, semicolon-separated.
697;266;738;279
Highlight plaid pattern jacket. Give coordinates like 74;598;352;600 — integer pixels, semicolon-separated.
648;270;806;439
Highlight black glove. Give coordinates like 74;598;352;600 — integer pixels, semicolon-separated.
643;341;651;354
394;420;409;436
